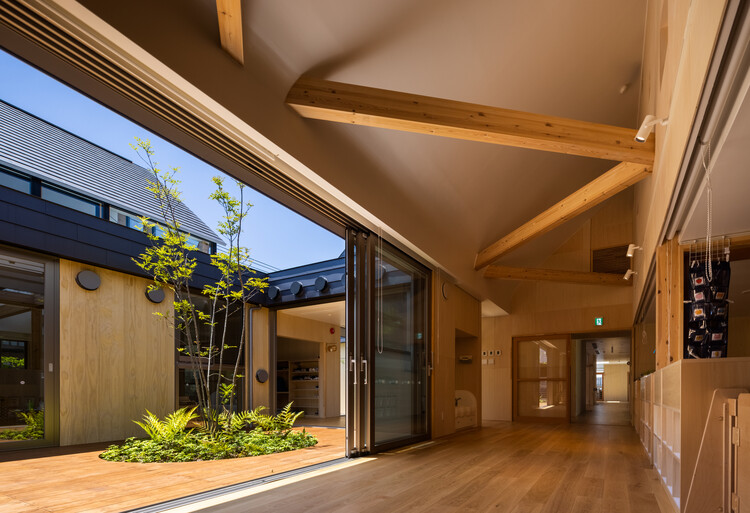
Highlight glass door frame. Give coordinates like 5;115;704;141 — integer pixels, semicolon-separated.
512;333;571;423
345;229;368;456
345;230;431;456
0;245;59;450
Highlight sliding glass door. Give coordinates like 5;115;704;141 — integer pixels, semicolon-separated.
371;241;429;449
0;248;57;449
345;230;429;456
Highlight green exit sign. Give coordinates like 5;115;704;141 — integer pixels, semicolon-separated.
594;317;604;326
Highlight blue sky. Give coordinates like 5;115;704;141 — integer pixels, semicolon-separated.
0;49;343;272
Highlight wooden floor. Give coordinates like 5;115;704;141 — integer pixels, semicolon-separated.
0;427;344;513
196;421;673;513
297;415;345;428
572;402;632;426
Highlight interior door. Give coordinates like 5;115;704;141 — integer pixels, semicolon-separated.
513;335;570;422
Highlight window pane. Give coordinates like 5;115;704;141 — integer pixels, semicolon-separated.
0;253;45;442
0;168;31;194
517;339;567;379
41;186;100;217
110;207;143;231
373;244;429;446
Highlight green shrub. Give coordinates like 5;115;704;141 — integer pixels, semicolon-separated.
100;403;316;463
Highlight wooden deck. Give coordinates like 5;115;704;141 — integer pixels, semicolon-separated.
0;427;344;513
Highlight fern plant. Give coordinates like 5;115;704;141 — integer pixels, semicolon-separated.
202;408;252;438
248;403;302;435
274;402;304;434
134;406;198;443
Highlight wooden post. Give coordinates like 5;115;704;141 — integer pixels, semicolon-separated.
251;307;272;410
655;238;684;369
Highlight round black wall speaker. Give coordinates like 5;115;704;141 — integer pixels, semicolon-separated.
75;270;100;291
255;369;269;383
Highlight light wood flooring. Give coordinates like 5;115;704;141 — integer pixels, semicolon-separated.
196;421;673;513
572;402;632;426
297;415;346;428
0;427;344;513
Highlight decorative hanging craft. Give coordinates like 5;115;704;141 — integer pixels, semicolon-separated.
684;244;730;359
684;142;731;359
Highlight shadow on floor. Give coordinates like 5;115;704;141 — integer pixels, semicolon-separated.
572;401;631;426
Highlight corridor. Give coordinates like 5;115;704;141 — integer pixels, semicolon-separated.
190;421;671;513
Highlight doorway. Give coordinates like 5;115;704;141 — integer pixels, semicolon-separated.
273;300;346;428
571;331;632;426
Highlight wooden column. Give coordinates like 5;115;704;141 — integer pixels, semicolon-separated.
655;238;683;369
251;307;272;410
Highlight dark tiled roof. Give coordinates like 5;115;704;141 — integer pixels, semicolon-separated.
0;100;222;245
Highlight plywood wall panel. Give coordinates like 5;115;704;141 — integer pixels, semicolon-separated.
633;0;728;311
432;275;456;439
728;316;750;357
431;278;480;437
590;190;634;251
481;316;512;421
603;363;629;402
454;286;481;337
59;260;174;446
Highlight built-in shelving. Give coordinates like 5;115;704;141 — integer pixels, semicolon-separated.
276;360;290;413
635;357;750;512
289;359;320;417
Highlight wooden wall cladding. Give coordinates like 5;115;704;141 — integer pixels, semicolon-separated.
633;0;727;308
251;308;271;411
59;260;174;445
481;316;512;421
432;278;482;438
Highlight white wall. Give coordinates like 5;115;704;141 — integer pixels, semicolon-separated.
603;363;629;402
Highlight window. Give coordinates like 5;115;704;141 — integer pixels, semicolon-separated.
109;206;144;231
0;167;31;194
175;295;246;410
185;235;212;254
41;185;101;217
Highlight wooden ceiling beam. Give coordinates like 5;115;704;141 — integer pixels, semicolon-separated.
484;265;631;286
475;162;651;270
286;77;655;165
216;0;244;64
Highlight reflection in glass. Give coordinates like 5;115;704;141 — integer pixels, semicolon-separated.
0;254;45;442
373;245;428;446
0;167;32;193
41;185;101;217
516;337;569;421
175;295;245;411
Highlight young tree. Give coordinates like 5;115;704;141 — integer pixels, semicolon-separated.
131;138;267;428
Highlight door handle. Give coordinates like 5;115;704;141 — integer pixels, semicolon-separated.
362;359;368;385
351;357;357;385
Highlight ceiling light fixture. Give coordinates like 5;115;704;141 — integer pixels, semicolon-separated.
626;244;642;258
624;269;637;281
635;115;669;142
